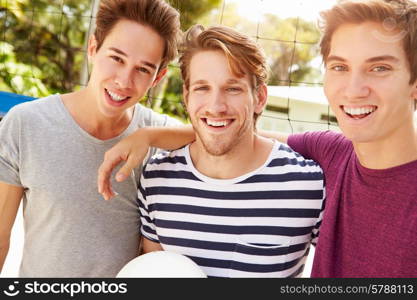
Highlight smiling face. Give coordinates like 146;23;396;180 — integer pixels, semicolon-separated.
87;19;166;119
324;22;417;144
184;50;266;156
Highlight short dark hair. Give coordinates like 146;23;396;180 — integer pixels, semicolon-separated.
94;0;182;71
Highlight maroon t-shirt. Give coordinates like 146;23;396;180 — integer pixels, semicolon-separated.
288;130;417;277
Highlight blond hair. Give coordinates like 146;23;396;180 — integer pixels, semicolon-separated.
179;25;268;91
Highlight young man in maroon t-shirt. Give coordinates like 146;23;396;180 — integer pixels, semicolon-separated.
286;0;417;277
97;0;417;277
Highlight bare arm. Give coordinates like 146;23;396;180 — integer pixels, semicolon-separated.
258;130;289;144
0;182;23;273
142;237;163;254
98;125;195;200
97;126;288;200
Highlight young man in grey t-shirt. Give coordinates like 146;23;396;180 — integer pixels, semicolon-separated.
0;0;182;277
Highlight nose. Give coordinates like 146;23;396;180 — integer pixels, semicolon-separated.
206;90;227;115
114;68;133;89
343;71;371;100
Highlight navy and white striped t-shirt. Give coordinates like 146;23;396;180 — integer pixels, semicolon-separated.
138;141;325;278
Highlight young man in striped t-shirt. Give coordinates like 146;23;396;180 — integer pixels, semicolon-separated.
100;25;325;277
99;25;324;277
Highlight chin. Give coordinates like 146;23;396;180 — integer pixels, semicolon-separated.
201;140;234;156
342;131;374;144
204;145;230;156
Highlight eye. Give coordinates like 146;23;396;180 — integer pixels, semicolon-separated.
329;65;347;72
371;65;391;72
193;86;209;92
137;67;151;74
110;55;123;63
226;87;243;93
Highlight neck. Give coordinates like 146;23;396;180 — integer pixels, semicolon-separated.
353;124;417;169
61;89;134;140
189;134;273;179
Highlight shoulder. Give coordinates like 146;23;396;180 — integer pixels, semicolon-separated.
7;94;59;117
1;95;59;126
141;146;195;184
289;130;346;145
287;130;352;165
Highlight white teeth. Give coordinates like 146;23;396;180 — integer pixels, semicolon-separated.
107;89;128;102
343;106;376;116
206;119;228;127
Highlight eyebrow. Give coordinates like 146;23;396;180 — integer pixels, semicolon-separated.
190;78;245;86
226;78;243;84
108;47;158;70
326;55;400;64
190;79;208;86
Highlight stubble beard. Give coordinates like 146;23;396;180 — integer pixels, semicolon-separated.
193;119;253;157
197;132;236;156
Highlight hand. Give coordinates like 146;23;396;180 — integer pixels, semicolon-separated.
98;129;150;200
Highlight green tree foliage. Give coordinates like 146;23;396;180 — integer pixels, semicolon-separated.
169;0;222;30
1;0;93;93
0;42;50;97
146;66;189;121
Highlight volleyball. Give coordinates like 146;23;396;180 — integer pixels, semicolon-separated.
116;251;207;278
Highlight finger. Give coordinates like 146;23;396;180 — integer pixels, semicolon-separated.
103;188;119;201
98;154;124;194
103;189;115;201
115;156;140;182
100;178;115;200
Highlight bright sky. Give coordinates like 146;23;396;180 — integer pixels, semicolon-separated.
228;0;338;22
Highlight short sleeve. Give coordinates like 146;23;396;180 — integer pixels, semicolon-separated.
142;104;183;128
0;106;23;186
163;115;183;127
138;167;159;243
288;130;345;171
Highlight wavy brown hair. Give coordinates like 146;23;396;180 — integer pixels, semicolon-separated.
179;25;268;91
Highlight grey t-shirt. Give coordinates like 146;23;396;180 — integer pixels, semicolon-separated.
0;94;180;277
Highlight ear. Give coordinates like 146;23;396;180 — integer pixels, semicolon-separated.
152;68;168;87
412;80;417;100
254;83;268;114
87;35;98;60
182;84;189;109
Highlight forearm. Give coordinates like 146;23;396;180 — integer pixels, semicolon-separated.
0;182;23;273
144;124;195;150
0;238;10;273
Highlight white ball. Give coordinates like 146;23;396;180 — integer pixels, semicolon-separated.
116;251;207;278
